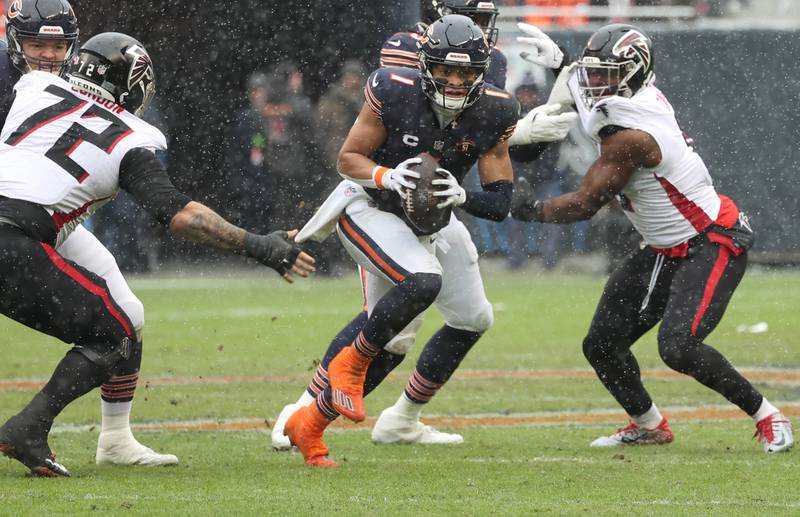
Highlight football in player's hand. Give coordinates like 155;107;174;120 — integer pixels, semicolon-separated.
402;152;452;235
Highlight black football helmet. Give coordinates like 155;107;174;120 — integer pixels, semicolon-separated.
6;0;79;74
577;23;655;107
419;14;490;113
68;32;155;117
432;0;499;47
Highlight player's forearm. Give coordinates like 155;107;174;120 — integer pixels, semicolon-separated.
337;150;391;189
463;180;513;222
540;192;602;223
168;201;248;252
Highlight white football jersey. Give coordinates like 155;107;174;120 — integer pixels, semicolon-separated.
569;75;722;248
0;71;166;246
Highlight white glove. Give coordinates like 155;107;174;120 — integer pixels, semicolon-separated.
432;168;466;209
517;22;563;69
508;103;578;145
547;62;576;107
380;157;421;198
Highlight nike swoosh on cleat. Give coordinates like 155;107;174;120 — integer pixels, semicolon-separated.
387;40;402;47
371;75;379;88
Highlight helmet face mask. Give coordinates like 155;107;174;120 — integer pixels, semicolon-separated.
577;24;654;108
6;0;79;75
419;15;490;114
422;57;486;112
578;56;636;106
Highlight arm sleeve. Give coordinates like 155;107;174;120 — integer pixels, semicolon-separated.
462;180;513;222
509;141;550;163
118;147;192;226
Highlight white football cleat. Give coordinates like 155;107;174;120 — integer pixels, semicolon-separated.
590;418;674;447
755;412;793;453
96;433;178;466
371;407;463;445
271;403;302;451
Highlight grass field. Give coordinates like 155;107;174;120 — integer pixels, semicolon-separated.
1;266;798;515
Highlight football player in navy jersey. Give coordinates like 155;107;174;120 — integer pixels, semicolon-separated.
0;32;314;477
377;1;576;150
282;15;517;467
271;5;578;452
0;0;188;469
380;1;505;88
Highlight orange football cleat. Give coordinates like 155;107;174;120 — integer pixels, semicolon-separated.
283;404;337;467
327;345;373;422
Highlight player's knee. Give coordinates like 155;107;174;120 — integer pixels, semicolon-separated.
384;315;424;354
582;331;604;364
118;297;144;335
384;335;416;355
657;328;694;372
582;330;625;367
404;272;442;310
448;301;493;333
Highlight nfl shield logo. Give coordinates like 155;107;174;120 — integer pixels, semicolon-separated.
433;140;445;151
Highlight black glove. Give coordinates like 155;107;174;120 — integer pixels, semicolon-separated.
510;177;541;222
244;231;301;275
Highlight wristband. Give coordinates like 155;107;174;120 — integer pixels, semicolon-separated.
371;165;391;190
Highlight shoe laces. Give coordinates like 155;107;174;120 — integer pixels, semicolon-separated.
754;413;788;443
615;421;642;436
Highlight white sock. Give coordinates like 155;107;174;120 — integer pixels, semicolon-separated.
296;391;315;406
632;403;663;430
392;393;423;420
100;401;134;438
752;397;779;422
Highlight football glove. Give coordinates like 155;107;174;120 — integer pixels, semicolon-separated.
517;22;564;69
381;157;422;198
244;230;302;275
432;168;467;209
510;177;541;222
508;103;578;145
547;62;577;107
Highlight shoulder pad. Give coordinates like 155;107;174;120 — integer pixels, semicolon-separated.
364;67;419;121
380;32;420;69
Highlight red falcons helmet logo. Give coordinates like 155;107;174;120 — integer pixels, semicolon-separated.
125;44;154;89
612;29;651;70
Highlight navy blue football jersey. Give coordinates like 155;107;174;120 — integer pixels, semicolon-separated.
379;28;507;90
363;66;518;221
0;50;22;99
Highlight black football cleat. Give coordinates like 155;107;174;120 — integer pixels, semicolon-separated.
0;416;70;478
